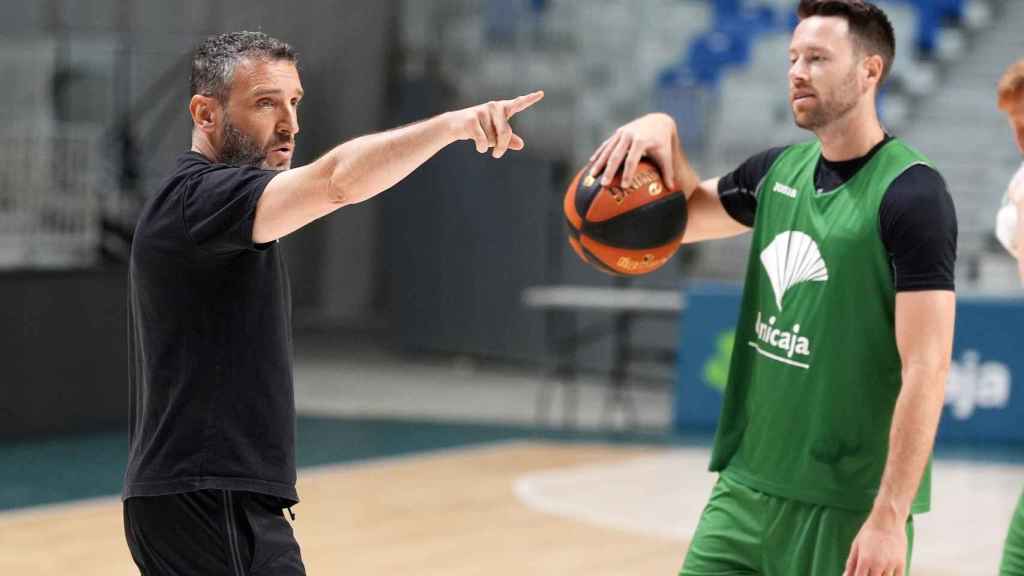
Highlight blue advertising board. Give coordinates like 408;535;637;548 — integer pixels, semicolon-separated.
674;285;1024;444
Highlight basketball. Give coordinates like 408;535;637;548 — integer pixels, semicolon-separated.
563;159;688;276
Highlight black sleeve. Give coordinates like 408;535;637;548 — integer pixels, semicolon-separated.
183;164;278;254
879;165;957;292
717;146;787;227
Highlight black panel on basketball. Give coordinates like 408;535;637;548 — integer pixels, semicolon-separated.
574;173;603;221
583;195;687;249
580;242;620;275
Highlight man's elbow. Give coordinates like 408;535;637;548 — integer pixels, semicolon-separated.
902;359;951;393
326;175;350;205
310;150;348;205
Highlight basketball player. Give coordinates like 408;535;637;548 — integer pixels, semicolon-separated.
122;31;542;575
995;58;1024;576
590;1;956;574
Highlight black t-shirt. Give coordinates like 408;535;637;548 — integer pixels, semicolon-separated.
717;137;957;291
124;152;297;503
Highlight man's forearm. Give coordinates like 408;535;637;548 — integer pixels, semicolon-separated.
871;363;947;523
324;113;457;206
251;92;540;244
644;114;748;244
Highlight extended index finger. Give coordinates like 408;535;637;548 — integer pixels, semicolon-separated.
504;90;545;117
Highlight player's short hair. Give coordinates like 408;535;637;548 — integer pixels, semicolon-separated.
998;59;1024;111
797;0;896;85
190;31;298;103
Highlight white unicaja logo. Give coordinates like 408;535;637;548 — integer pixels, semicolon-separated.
760;230;829;311
748;231;829;369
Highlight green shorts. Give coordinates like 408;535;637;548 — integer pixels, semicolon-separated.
1001;490;1024;576
680;475;914;576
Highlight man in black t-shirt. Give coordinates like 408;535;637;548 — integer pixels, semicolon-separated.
122;31;542;575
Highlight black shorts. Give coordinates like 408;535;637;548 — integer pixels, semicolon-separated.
123;490;305;576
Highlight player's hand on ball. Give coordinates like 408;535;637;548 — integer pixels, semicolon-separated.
589;113;678;191
448;91;544;158
844;514;907;576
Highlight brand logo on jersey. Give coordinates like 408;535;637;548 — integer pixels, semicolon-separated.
773;182;798;198
749;313;812;369
945;350;1011;420
748;231;828;370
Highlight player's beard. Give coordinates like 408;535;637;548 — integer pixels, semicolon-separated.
219;114;268;169
793;64;861;131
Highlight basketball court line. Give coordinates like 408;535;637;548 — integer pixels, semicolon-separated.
514;446;1024;576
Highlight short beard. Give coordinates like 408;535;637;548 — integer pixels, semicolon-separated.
794;66;861;130
219;114;267;168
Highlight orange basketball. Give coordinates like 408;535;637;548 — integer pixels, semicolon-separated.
564;160;687;276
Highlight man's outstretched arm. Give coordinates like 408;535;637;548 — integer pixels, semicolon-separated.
252;91;544;243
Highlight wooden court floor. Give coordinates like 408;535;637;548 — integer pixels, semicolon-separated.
0;440;997;575
0;442;685;575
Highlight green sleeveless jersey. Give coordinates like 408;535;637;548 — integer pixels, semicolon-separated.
711;138;933;514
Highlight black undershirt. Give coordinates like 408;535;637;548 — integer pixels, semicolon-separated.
717;136;957;292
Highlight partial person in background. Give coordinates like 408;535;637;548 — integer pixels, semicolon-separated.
994;57;1024;576
122;31;542;576
589;1;955;574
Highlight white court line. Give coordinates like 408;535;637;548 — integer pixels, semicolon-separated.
514;448;1024;575
515;447;712;542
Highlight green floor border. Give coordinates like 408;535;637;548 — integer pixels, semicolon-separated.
0;416;1020;512
0;416;702;512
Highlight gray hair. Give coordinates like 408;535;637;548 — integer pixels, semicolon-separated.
189;31;298;103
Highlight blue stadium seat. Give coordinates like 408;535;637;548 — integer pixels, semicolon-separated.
717;4;778;35
711;0;744;18
885;0;965;56
682;2;784;89
686;30;749;87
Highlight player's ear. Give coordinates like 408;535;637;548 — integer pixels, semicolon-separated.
189;94;221;135
863;53;884;90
